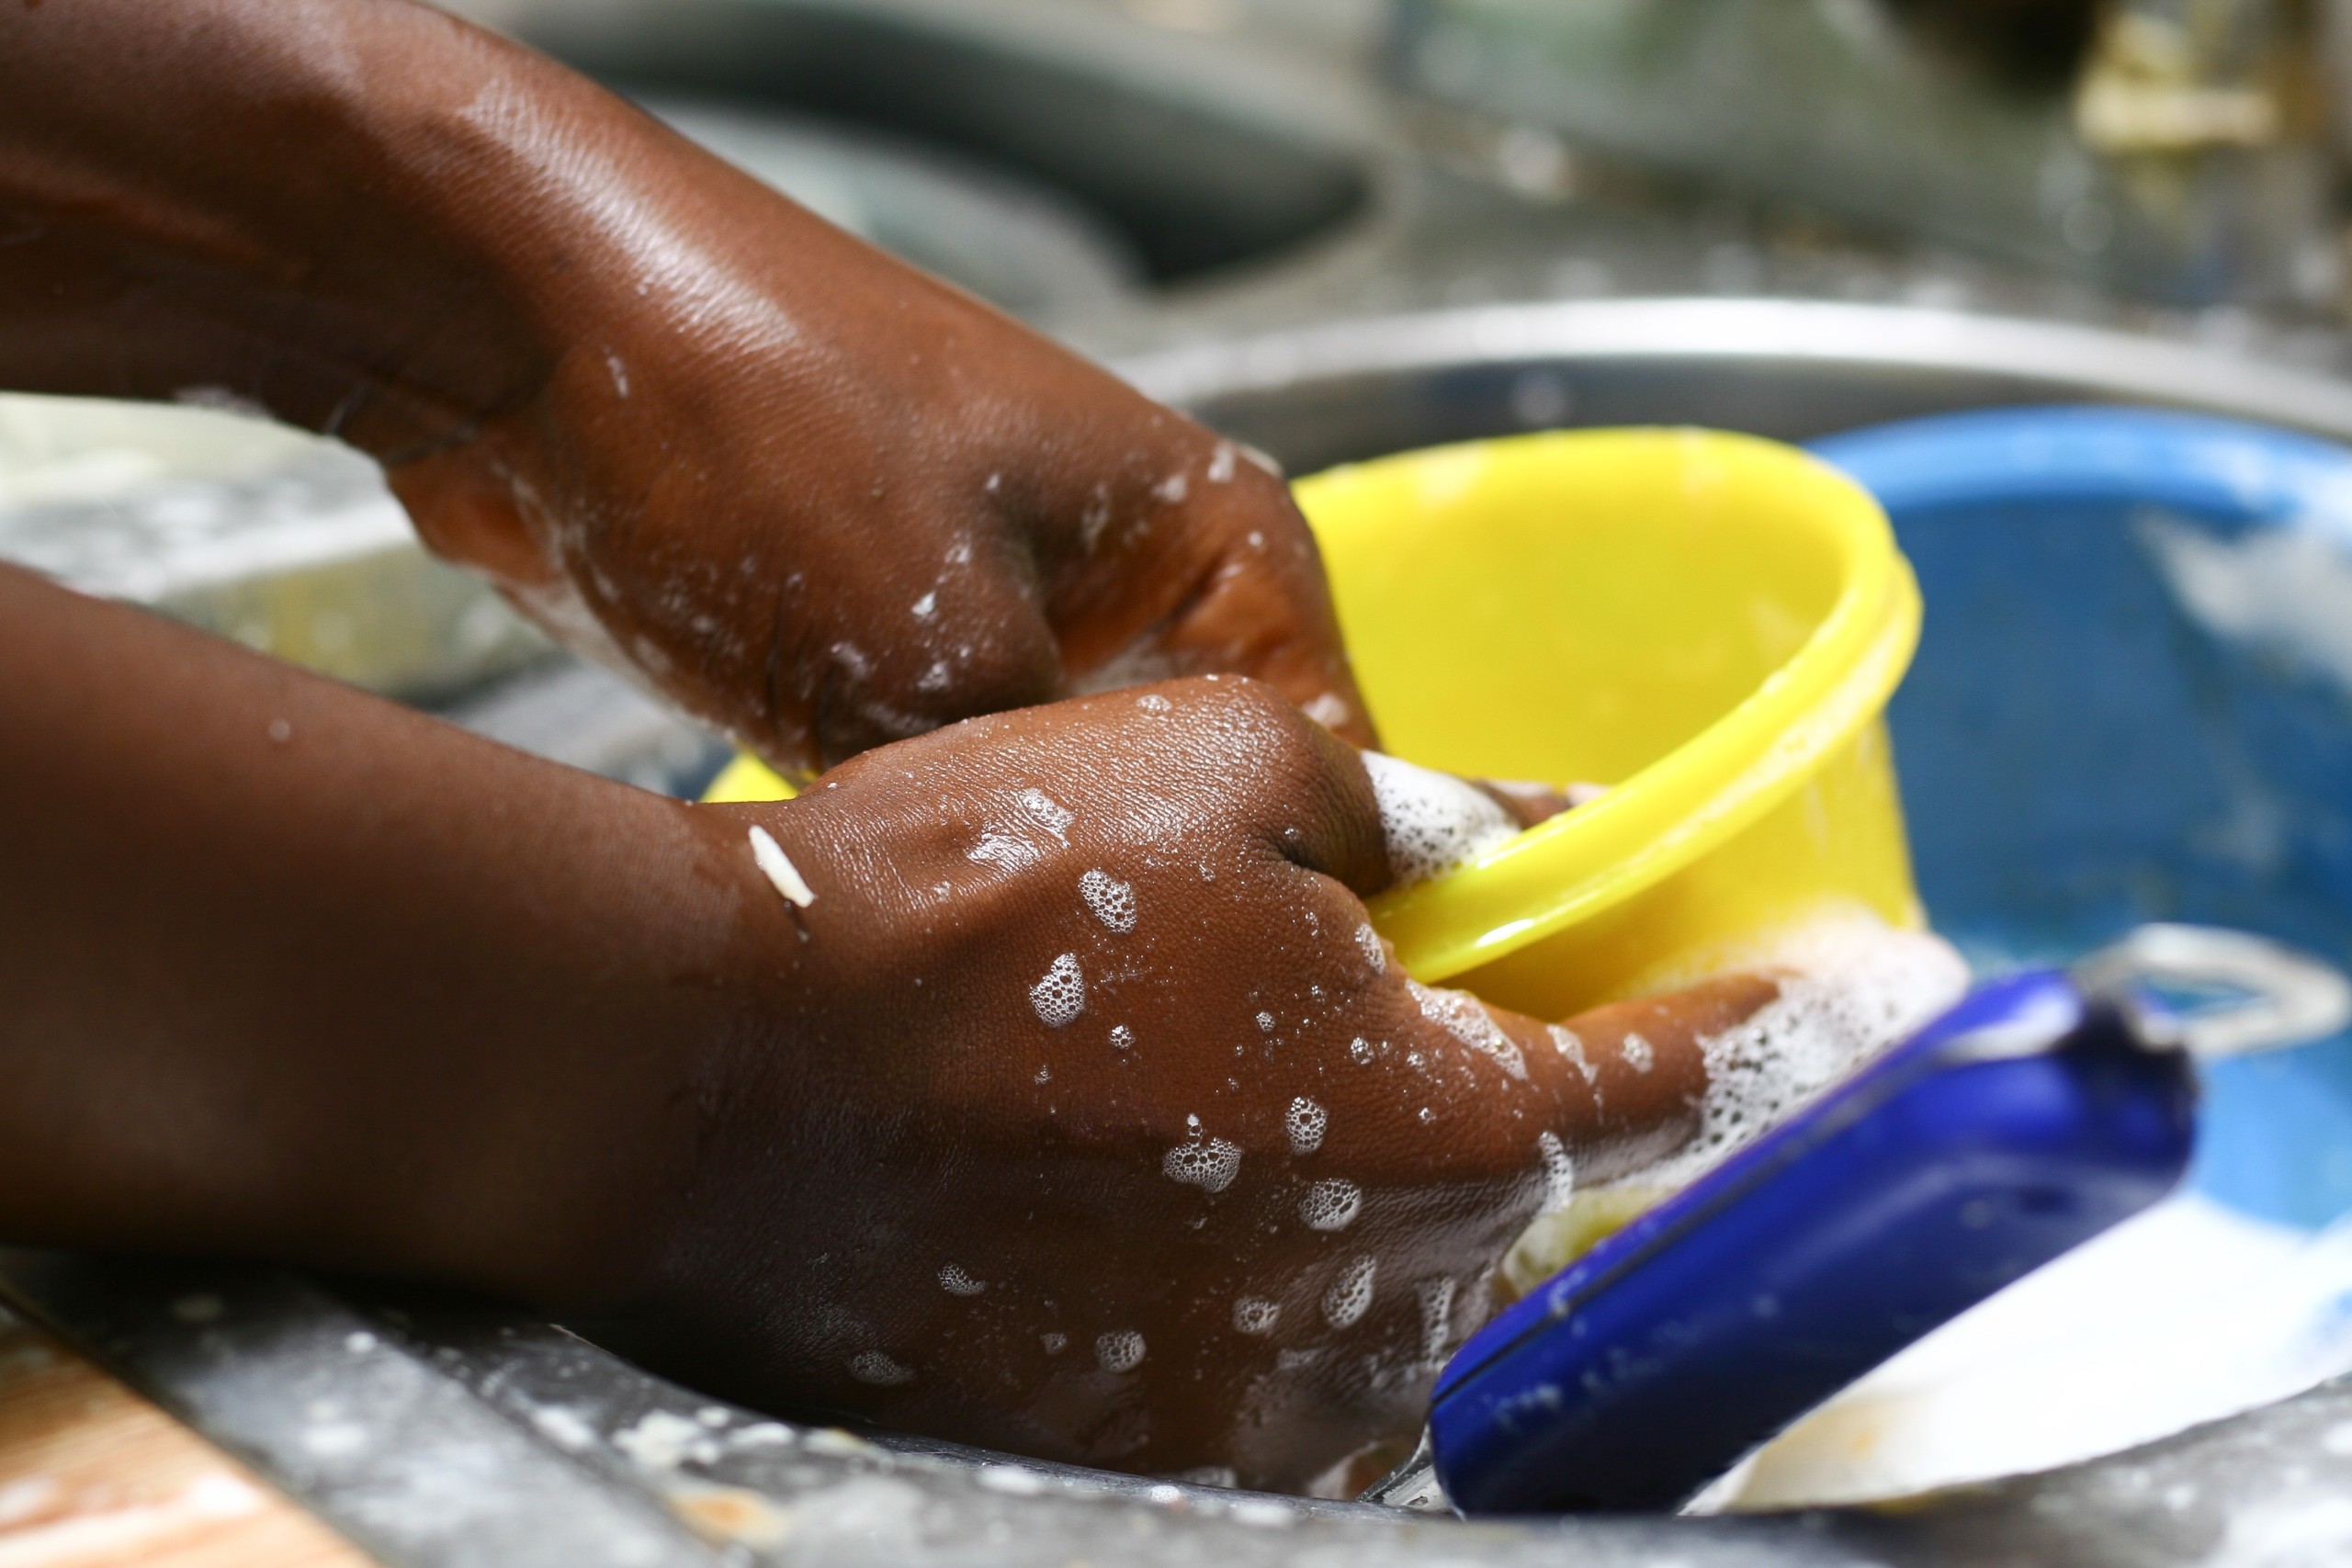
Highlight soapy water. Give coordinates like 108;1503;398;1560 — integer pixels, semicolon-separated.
1360;751;1518;887
1467;904;2352;1511
1407;979;1529;1080
1504;905;1972;1297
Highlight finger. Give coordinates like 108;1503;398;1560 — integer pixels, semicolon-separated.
1057;455;1382;750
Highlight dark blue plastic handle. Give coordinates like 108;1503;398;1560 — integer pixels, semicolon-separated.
1429;970;2198;1515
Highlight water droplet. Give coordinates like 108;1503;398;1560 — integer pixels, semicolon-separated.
1016;788;1073;841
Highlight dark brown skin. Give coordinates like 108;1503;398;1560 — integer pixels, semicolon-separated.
0;0;1784;1489
0;0;1370;774
0;562;1773;1486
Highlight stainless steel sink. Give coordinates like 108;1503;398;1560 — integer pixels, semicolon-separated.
15;297;2352;1566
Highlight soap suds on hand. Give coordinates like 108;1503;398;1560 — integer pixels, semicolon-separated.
748;825;816;908
1361;750;1518;886
1503;908;1969;1295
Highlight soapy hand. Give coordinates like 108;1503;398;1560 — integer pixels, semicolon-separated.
0;0;1374;772
624;677;1773;1490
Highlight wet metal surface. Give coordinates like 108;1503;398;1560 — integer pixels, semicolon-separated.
10;1248;2352;1567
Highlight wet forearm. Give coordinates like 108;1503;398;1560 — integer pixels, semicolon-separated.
0;0;646;460
0;564;787;1300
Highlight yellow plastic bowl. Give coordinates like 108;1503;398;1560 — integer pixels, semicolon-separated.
707;428;1926;1020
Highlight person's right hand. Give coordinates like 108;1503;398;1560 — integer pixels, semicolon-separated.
600;676;1776;1491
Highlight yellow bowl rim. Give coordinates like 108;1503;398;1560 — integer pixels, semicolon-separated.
1302;428;1923;982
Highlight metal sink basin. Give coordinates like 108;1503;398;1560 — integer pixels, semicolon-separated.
15;298;2352;1566
448;0;1382;293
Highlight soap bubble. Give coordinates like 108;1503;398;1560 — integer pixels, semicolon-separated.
1298;1179;1362;1232
1322;1257;1377;1328
1361;751;1516;886
1285;1097;1328;1155
1233;1297;1281;1336
1409;979;1527;1079
1030;953;1086;1028
1080;869;1138;933
1164;1134;1242;1193
1096;1329;1147;1373
1536;1131;1576;1212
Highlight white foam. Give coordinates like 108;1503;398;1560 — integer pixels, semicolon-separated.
1548;1025;1599;1085
1164;1131;1243;1193
1416;1277;1458;1363
1298;1179;1363;1232
748;826;816;908
1355;922;1386;974
1505;909;1968;1292
1285;1097;1328;1155
1408;979;1528;1078
1361;750;1517;886
1110;1024;1135;1051
1030;953;1086;1028
1348;1037;1374;1065
847;1351;914;1387
1041;1333;1067;1355
1233;1297;1281;1336
1256;1010;1277;1033
1079;870;1137;932
1638;914;1967;1197
1620;1032;1655;1073
1322;1257;1377;1328
1535;1130;1576;1213
939;1263;985;1297
1095;1329;1147;1373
